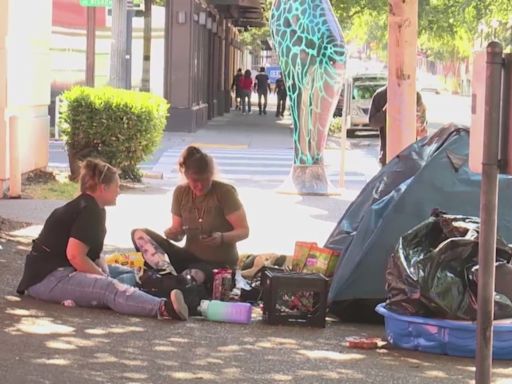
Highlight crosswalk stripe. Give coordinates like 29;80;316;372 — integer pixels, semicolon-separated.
48;146;372;184
150;147;370;183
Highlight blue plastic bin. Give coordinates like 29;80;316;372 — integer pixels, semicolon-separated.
375;303;512;359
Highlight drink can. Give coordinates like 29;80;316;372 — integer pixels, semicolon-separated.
220;269;233;301
212;268;232;301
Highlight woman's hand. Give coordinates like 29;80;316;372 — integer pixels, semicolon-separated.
164;226;184;242
95;256;110;276
67;238;106;276
199;232;223;247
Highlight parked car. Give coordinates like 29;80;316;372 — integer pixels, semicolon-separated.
342;73;387;136
417;75;448;94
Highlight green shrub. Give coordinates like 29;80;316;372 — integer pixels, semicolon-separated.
329;117;343;136
59;86;169;181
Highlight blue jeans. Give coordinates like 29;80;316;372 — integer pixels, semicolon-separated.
27;267;162;317
108;264;138;287
240;90;251;113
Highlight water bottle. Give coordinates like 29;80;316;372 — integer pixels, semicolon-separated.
199;300;252;324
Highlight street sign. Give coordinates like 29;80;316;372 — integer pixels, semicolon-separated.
79;0;113;7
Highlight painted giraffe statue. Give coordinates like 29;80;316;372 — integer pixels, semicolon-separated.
270;0;346;194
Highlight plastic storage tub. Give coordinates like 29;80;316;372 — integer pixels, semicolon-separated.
375;303;512;359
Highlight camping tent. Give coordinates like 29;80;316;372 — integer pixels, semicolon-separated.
325;125;512;321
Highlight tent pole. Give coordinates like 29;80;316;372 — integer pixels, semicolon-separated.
475;41;503;384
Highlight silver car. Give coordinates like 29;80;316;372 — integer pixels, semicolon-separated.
342;73;387;136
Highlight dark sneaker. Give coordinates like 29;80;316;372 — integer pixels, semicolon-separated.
158;290;189;321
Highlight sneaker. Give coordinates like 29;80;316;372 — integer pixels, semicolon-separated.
263;110;267;115
158;289;189;321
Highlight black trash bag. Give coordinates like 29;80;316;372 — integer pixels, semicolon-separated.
385;211;512;320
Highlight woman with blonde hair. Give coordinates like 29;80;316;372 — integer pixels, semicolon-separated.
17;158;188;321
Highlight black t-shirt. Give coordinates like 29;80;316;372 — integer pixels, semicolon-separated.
17;193;106;293
255;73;270;93
231;73;243;91
275;78;287;96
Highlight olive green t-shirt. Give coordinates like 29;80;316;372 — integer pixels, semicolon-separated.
171;180;243;265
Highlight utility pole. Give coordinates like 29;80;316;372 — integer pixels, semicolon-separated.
126;5;134;90
475;41;503;384
86;7;96;87
109;0;128;88
140;0;152;92
387;0;418;161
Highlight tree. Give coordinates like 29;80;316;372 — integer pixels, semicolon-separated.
140;0;165;92
330;0;512;61
238;0;273;55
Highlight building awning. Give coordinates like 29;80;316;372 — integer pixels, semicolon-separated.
210;0;265;28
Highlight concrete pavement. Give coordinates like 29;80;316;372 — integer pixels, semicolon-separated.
2;105;381;256
2;105;512;383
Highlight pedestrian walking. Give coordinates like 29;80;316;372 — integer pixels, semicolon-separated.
254;67;271;115
369;86;428;166
230;68;243;110
274;72;287;117
239;69;253;114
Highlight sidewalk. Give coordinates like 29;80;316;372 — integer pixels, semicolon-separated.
2;109;512;383
1;107;380;256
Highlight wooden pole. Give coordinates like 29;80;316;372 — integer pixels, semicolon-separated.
387;0;418;161
86;7;96;87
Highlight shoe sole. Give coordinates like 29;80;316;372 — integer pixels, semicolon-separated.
170;290;189;321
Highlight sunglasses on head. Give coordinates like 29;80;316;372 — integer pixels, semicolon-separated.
99;164;110;184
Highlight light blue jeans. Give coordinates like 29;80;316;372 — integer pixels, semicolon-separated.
108;264;138;287
27;267;162;317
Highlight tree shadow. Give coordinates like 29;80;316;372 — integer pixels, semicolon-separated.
1;235;511;383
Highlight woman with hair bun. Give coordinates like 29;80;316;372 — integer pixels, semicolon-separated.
131;146;249;308
17;158;188;321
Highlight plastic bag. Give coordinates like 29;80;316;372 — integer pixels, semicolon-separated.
105;251;144;277
385;211;512;320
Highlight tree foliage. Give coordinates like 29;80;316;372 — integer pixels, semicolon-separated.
330;0;512;61
238;0;273;55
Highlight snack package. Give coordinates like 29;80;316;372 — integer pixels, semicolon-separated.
301;245;340;277
105;252;144;276
292;241;316;272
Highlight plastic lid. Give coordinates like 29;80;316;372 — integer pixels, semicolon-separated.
199;300;210;316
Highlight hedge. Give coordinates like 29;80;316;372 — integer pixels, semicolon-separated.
59;86;169;181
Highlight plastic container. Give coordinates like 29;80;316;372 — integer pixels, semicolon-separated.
375;303;512;359
199;300;252;324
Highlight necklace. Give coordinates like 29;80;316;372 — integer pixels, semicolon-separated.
191;193;207;231
195;206;206;224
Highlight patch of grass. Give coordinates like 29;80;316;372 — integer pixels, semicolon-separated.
23;179;78;200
